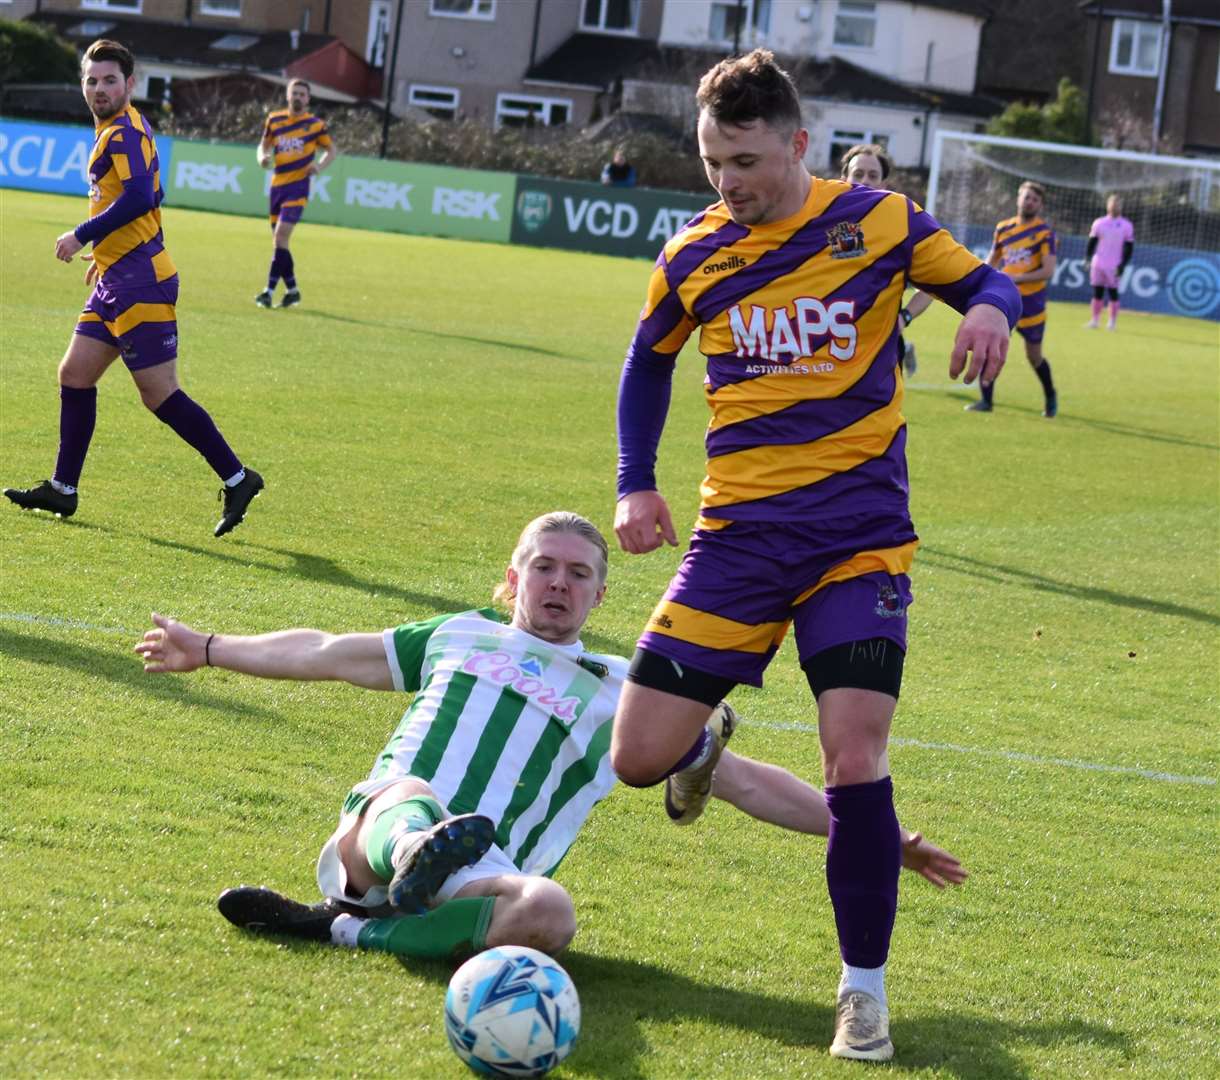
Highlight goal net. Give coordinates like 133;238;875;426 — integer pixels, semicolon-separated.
926;131;1220;321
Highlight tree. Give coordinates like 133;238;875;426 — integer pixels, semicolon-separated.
0;18;79;86
986;78;1089;146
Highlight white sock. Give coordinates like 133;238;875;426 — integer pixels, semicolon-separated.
330;913;367;949
50;480;76;495
223;468;246;488
840;963;887;1009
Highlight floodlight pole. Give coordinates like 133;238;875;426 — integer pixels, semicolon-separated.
380;0;406;160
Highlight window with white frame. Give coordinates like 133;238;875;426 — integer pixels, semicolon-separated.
82;0;142;11
367;0;391;66
1108;18;1162;77
581;0;639;34
833;1;876;49
495;93;571;128
200;0;241;15
429;0;494;19
829;129;889;169
709;0;771;44
409;85;460;120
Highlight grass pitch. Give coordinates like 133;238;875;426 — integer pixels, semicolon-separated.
1;188;1217;1079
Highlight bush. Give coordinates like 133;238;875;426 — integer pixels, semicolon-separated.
986;77;1089;146
0;17;79;85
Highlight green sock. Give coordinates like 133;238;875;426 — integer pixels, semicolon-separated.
365;795;444;881
355;897;495;960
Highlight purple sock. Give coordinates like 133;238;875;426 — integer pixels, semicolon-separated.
282;250;296;290
267;248;285;291
53;385;98;488
667;727;710;776
825;776;901;969
153;389;241;480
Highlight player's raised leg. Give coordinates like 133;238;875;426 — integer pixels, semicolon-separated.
128;348;264;536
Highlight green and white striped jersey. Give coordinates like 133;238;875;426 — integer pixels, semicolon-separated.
371;609;627;879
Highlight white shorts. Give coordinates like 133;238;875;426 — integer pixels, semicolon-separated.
315;774;523;911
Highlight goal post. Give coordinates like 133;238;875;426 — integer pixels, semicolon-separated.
926;130;1220;322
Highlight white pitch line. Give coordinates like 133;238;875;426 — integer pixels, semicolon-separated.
5;611;1215;787
0;611;136;635
748;719;1216;787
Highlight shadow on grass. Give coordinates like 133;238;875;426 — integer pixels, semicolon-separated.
143;535;471;616
0;625;280;720
300;309;584;361
918;546;1220;626
566;953;1132;1078
947;392;1218;451
141;536;636;654
229;936;1130;1079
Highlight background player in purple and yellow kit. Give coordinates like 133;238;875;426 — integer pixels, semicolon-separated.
1085;194;1135;330
4;39;264;537
608;50;1019;1064
970;180;1059;416
254;78;337;309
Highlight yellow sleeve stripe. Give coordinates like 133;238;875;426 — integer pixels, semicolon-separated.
792;542;919;607
700;381;903;507
113;153;131;181
910;228;980;286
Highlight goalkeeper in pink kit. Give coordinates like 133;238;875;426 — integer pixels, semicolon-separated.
1086;194;1134;330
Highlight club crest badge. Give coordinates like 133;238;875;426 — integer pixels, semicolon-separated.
827;220;867;259
875;583;905;619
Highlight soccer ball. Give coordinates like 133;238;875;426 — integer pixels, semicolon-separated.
444;945;580;1077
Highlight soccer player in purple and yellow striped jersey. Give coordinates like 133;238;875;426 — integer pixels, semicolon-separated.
969;180;1059;416
254;79;337;309
608;50;1019;1064
4;40;264;537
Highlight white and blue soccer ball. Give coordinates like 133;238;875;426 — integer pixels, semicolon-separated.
444;945;580;1077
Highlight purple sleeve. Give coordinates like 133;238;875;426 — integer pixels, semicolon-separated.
74;177;155;244
616;334;677;498
918;263;1022;330
74;130;155;245
966;266;1022;329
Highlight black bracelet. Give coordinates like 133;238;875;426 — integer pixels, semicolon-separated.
205;633;215;667
900;307;912;326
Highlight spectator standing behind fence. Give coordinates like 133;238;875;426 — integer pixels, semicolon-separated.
601;146;637;188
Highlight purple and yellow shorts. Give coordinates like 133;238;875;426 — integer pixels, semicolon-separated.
269;185;306;227
1015;290;1047;345
637;513;918;687
74;275;179;371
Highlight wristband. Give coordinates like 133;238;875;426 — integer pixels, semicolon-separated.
205;633;215;666
900;308;912;326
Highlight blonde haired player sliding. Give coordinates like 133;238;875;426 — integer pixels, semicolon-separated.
136;512;964;963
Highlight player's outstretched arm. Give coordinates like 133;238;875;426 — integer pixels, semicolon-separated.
899;831;967;888
712;751;967;887
905;290;935;321
135;612;393;689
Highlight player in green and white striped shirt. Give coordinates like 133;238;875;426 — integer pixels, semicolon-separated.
137;512;965;961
